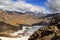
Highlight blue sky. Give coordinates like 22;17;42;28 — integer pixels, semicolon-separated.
0;0;49;13
25;0;49;12
26;0;47;7
12;0;18;2
12;0;47;7
12;0;49;13
0;0;59;13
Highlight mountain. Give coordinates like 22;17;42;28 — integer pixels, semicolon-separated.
28;25;60;40
46;13;60;17
0;10;47;26
0;21;22;33
0;10;48;37
28;14;60;40
25;11;46;18
0;21;23;37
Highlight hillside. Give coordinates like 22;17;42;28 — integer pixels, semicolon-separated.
28;13;60;40
0;10;48;37
0;10;47;26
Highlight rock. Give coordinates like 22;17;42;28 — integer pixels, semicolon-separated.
0;39;2;40
28;25;60;40
28;14;60;40
28;15;60;40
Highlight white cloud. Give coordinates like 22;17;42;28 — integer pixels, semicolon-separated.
0;0;46;13
46;0;60;13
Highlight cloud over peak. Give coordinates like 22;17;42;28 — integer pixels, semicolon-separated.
0;0;46;13
46;0;60;13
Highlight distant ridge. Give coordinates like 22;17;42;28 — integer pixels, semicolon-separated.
0;10;47;26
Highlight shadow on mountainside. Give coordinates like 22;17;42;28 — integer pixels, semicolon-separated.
0;22;23;37
28;14;60;40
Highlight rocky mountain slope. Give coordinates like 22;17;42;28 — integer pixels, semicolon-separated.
0;21;23;37
0;10;47;26
28;13;60;40
0;10;48;37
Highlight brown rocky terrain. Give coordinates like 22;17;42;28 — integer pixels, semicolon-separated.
28;25;60;40
0;10;47;26
0;10;47;37
28;14;60;40
0;22;23;37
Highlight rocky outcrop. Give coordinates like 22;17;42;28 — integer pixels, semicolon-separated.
28;25;60;40
28;14;60;40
